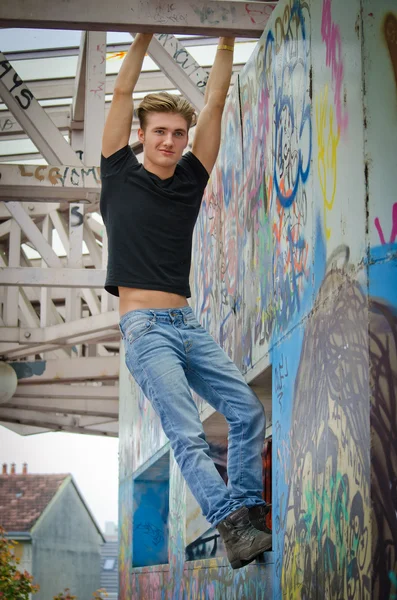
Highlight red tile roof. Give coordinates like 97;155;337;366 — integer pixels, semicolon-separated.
0;474;69;532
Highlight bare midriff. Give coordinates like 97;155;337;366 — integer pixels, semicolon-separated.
118;287;189;316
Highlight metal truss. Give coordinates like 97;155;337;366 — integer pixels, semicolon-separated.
0;3;276;436
0;1;277;36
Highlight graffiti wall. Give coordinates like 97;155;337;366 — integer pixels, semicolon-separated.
365;4;397;598
118;0;397;597
191;0;396;597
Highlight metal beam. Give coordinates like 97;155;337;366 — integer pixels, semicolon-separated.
0;407;118;436
1;73;161;104
0;239;70;360
0;342;75;359
66;32;107;323
8;356;119;383
0;329;119;358
0;202;61;219
0;152;46;163
83;222;102;269
40;215;52;336
0;52;83;166
5;202;63;268
0;422;53;436
3;396;119;418
71;32;87;124
4;220;20;326
49;209;69;255
0;164;100;203
28;253;96;270
0;106;71;139
0;65;241;108
0;310;119;345
0;1;276;37
147;34;208;111
0;267;105;287
14;383;118;399
17;289;40;328
0;219;12;238
3;37;258;62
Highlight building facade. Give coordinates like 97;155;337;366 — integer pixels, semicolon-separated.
0;468;105;599
118;0;397;598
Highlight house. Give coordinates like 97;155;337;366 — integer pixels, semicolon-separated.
0;463;105;599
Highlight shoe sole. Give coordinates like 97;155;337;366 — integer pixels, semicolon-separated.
229;537;273;570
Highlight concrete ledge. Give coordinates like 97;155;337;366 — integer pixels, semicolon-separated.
131;552;274;574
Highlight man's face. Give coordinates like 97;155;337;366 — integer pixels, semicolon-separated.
138;112;189;170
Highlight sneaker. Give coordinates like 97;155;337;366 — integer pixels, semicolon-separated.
248;504;272;533
217;506;272;569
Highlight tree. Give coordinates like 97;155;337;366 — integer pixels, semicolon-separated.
0;526;40;599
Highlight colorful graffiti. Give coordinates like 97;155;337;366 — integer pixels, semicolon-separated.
192;83;246;368
280;264;372;599
277;250;397;600
374;202;397;245
316;85;340;240
370;294;397;599
118;0;397;597
317;0;349;242
119;479;133;600
321;0;349;133
192;0;313;372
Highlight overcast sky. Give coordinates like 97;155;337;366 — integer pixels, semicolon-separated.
0;425;119;532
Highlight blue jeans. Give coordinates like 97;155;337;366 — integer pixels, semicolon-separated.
119;306;267;525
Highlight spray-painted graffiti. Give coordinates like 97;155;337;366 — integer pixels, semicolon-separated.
70;206;84;228
133;480;169;568
274;353;288;411
90;81;105;98
245;3;274;26
316;85;340;240
155;34;209;89
281;265;372;599
17;164;101;188
0;57;33;110
131;388;167;470
368;238;397;599
192;84;245;368
268;0;312;209
374;202;397;245
192;0;312;371
118;1;397;598
193;4;236;26
370;296;397;600
0;117;15;132
239;41;273;368
317;0;349;242
322;0;349;133
261;0;312;348
119;479;133;600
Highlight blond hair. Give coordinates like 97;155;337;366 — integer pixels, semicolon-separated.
137;92;197;130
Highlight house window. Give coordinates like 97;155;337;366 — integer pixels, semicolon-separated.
104;558;115;570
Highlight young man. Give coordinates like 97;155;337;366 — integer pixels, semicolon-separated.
100;33;271;569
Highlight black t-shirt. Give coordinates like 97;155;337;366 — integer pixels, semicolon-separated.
100;145;209;297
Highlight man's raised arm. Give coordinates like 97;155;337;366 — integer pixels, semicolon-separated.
102;33;153;158
192;37;235;175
